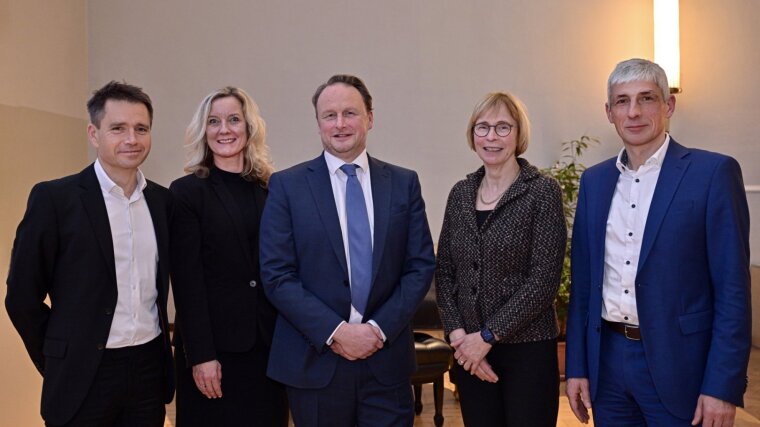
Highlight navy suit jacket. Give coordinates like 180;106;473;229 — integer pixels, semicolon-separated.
5;165;175;425
566;140;751;419
260;154;435;388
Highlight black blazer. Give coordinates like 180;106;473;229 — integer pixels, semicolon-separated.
5;164;175;426
170;169;277;366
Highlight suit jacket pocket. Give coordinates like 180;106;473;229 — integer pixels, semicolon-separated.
670;200;694;214
679;310;713;335
42;337;67;359
390;203;408;216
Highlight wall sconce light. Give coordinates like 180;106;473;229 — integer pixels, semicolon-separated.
654;0;681;93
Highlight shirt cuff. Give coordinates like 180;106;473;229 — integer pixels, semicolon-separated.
326;320;347;345
367;319;387;342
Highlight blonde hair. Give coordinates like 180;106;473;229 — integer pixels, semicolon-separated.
466;92;531;157
184;87;274;186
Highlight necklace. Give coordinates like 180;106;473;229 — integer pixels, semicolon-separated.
478;168;519;205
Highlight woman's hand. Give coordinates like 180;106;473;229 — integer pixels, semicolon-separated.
448;328;467;343
451;332;498;382
192;360;223;399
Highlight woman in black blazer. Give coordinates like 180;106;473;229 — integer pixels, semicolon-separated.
170;87;287;426
435;92;567;426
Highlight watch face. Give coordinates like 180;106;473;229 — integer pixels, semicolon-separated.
480;327;495;344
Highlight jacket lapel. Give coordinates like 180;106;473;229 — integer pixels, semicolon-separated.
209;171;255;270
79;164;117;283
143;182;169;271
306;155;349;276
591;160;620;283
637;140;690;271
368;156;391;284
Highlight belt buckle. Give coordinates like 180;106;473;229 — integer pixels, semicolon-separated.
624;325;640;341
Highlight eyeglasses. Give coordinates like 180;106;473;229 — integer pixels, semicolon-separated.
473;122;514;137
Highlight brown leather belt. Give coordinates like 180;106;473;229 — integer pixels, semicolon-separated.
603;319;641;340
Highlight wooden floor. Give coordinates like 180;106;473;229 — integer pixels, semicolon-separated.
164;345;760;426
164;380;760;426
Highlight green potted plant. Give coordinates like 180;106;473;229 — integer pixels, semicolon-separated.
542;135;598;378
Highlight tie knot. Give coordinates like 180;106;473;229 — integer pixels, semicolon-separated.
340;164;359;177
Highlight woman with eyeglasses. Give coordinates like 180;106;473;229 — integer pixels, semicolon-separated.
170;87;288;426
435;92;566;426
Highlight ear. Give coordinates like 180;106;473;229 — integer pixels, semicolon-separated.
367;111;374;130
605;103;613;123
664;95;676;118
87;123;100;149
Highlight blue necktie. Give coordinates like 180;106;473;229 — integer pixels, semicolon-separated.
340;164;372;315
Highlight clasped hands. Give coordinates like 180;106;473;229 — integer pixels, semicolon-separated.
330;322;384;360
449;328;499;383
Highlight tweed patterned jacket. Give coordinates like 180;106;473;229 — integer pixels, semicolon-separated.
435;158;567;343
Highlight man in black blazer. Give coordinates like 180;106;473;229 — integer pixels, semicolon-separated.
5;81;174;426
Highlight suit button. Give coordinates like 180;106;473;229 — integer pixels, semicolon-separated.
472;262;479;270
249;280;257;288
596;326;600;332
105;309;113;315
471;287;476;295
96;343;105;350
343;280;350;287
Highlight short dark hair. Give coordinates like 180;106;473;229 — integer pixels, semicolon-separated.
311;74;373;116
87;81;153;128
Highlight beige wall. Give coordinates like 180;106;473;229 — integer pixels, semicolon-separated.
0;1;88;425
2;0;760;424
86;0;760;263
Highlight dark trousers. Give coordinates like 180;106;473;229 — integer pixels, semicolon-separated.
51;335;166;427
593;323;692;426
287;357;414;427
175;341;288;427
455;338;559;427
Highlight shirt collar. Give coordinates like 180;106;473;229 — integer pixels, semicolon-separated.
324;149;370;176
94;158;147;197
616;133;671;173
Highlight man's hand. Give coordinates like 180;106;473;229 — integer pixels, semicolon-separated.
192;360;222;399
566;377;592;424
451;332;492;375
692;394;736;427
331;323;383;360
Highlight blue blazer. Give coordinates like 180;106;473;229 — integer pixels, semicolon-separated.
260;154;436;388
565;140;751;419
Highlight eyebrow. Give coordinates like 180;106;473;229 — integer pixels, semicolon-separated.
109;121;150;128
615;90;657;98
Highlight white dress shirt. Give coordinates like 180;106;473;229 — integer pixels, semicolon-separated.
95;159;161;348
323;150;386;342
602;135;670;326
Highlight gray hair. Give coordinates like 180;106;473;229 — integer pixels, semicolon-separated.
607;58;670;105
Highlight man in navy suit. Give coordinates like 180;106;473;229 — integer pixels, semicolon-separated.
6;82;174;426
260;74;436;426
565;58;751;426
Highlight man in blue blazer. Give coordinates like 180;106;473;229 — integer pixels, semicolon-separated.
566;58;751;426
260;74;436;426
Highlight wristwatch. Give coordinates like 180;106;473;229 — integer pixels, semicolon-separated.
480;326;497;344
